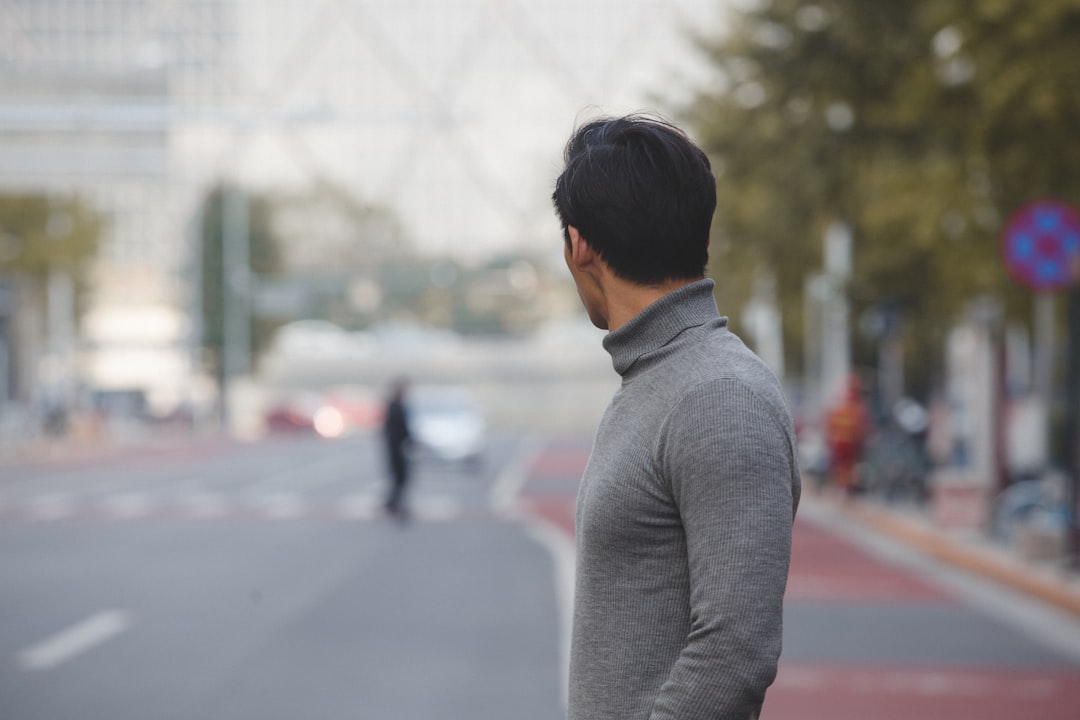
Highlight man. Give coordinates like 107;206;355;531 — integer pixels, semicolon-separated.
552;114;801;720
383;378;412;520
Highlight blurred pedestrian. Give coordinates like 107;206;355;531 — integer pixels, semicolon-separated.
825;375;870;496
552;114;801;720
382;378;412;521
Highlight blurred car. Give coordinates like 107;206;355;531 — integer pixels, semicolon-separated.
312;385;383;438
409;386;486;465
264;391;324;434
264;385;382;439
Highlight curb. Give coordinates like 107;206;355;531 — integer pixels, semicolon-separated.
844;499;1080;619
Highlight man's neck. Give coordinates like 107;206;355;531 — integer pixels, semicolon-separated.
602;276;703;332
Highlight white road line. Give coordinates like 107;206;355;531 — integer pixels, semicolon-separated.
524;518;575;701
255;493;307;519
250;455;342;492
487;437;574;708
100;493;154;520
180;493;229;519
26;493;75;521
489;436;539;516
17;609;131;671
412;495;464;522
339;493;382;521
288;456;356;492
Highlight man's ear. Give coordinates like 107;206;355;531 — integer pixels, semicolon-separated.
567;225;596;271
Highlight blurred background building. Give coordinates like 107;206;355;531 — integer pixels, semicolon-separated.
0;0;717;435
0;0;232;425
3;1;1077;559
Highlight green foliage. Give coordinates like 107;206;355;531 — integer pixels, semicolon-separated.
0;195;103;321
0;194;102;277
683;0;1080;393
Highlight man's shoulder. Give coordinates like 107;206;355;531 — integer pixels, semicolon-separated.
681;324;780;387
677;331;793;421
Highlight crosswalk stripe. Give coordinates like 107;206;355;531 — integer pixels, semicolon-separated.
412;495;464;522
254;494;306;519
339;493;382;521
180;493;229;519
0;491;482;523
100;494;154;520
26;494;75;521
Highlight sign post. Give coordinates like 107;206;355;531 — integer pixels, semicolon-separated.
1067;284;1080;569
1001;199;1080;568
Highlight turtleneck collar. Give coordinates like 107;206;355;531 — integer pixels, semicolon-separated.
601;278;725;377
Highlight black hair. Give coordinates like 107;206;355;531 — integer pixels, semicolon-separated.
551;114;716;285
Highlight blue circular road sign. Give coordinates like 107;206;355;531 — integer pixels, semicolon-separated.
1001;199;1080;293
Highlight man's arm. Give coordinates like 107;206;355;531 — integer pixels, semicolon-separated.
651;378;797;720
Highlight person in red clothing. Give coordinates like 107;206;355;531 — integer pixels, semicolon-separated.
825;375;870;495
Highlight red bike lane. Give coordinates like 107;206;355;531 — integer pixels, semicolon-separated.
516;438;1080;720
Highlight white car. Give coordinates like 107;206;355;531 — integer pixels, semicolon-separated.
409;386;486;465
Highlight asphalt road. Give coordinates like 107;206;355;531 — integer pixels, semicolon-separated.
5;431;1080;720
0;432;565;720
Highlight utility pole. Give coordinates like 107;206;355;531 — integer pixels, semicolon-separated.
221;187;251;433
822;221;852;407
45;202;76;434
187;196;205;432
44;268;74;428
0;280;13;410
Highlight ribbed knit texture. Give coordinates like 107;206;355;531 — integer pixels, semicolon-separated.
568;279;801;720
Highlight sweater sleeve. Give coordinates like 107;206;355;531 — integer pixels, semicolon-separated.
650;378;796;720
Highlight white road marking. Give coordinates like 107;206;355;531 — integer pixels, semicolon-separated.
287;457;355;491
489;437;536;516
17;609;131;671
488;437;574;709
101;493;154;520
180;493;229;519
250;455;343;492
26;493;75;521
339;493;381;521
523;518;575;705
412;495;464;522
255;493;306;519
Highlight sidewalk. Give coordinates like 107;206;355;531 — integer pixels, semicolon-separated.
0;424;238;469
516;437;1080;620
809;489;1080;619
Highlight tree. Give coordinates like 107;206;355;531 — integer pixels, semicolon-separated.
681;0;1080;397
0;193;103;292
0;194;102;412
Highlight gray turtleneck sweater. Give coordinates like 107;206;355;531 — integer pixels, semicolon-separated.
568;279;801;720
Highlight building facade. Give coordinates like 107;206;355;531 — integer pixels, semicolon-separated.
0;0;233;422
